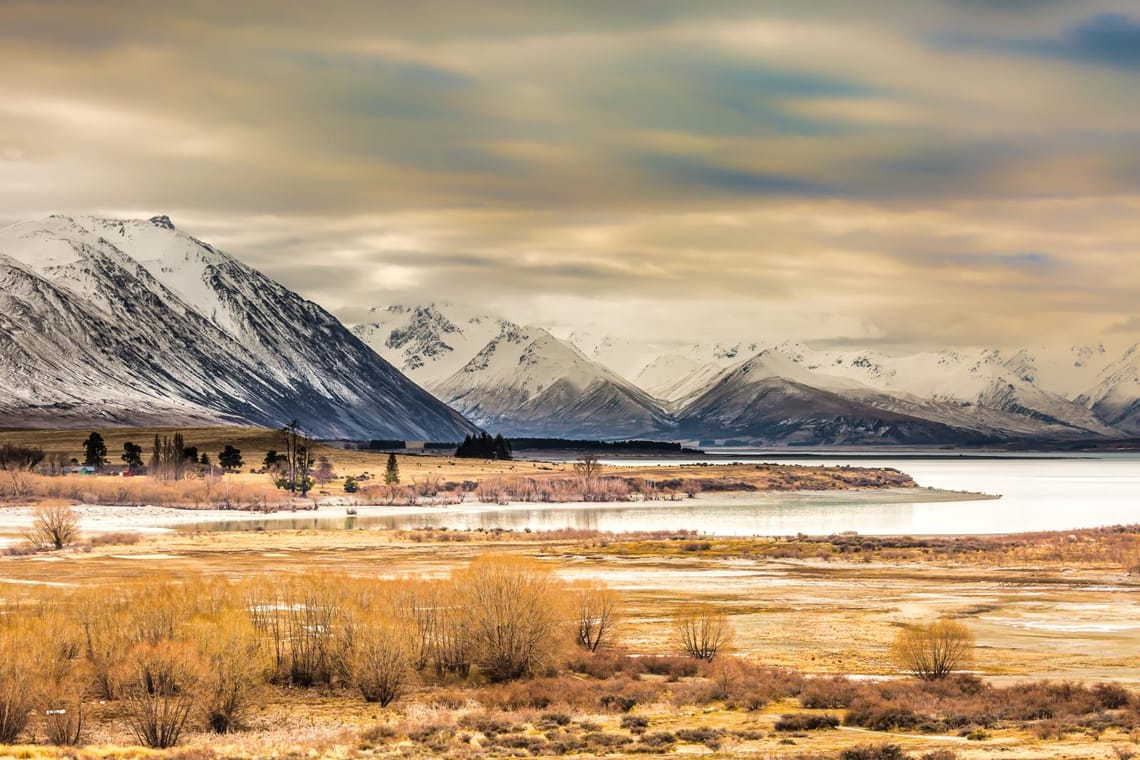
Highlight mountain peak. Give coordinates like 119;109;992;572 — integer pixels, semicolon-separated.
0;217;478;440
148;215;175;230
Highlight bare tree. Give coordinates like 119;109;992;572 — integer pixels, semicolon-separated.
674;604;734;661
150;433;187;481
119;640;204;748
44;452;70;476
573;453;602;481
27;505;81;550
279;420;314;495
892;618;974;680
353;620;413;706
457;555;565;681
572;581;621;652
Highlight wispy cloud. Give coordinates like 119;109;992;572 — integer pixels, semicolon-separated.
1;1;1139;347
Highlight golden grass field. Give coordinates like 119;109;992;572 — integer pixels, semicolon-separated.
1;427;1139;759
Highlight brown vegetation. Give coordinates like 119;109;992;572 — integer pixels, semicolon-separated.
26;504;81;549
674;604;734;661
892;618;974;681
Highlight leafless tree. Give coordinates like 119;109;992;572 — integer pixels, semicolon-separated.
892;618;974;680
119;640;204;748
27;505;81;550
573;453;603;481
458;555;565;681
353;620;413;706
150;433;187;481
674;604;734;661
573;582;621;652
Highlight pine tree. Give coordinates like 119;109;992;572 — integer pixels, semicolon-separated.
121;441;144;473
384;453;400;484
219;445;244;472
82;432;107;468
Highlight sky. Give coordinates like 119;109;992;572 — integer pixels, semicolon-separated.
2;1;1140;350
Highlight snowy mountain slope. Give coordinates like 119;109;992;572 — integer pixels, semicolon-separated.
432;323;673;438
672;346;1119;445
1082;344;1140;434
763;343;1116;436
0;215;479;440
351;303;508;386
633;354;726;404
674;352;988;445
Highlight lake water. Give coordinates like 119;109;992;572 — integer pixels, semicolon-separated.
181;452;1140;537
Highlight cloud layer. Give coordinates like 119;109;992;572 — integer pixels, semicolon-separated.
2;1;1139;348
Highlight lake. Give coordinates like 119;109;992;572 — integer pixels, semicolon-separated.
180;452;1140;537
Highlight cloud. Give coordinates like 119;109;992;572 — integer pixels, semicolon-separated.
1030;13;1140;71
1108;315;1140;334
2;1;1140;348
936;12;1140;72
637;153;834;198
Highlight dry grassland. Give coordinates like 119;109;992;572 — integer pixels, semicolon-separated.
0;521;1138;759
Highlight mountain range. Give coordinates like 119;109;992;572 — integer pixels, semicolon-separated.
355;302;1140;445
0;215;477;440
3;215;1137;447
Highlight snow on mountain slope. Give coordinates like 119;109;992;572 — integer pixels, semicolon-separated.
633;354;726;404
1082;344;1140;434
673;345;1118;445
432;323;672;438
352;303;508;386
674;351;988;445
0;215;479;440
568;333;670;383
763;343;1114;435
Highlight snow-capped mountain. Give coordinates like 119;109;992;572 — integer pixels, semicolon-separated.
1083;344;1140;435
0;215;479;440
566;330;1133;444
674;351;986;445
672;347;1117;446
432;323;672;438
633;354;723;404
352;303;508;386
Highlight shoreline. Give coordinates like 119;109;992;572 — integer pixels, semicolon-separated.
0;486;1025;546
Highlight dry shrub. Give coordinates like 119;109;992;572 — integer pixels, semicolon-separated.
388;579;440;671
10;472;283;509
89;531;142;547
42;676;86;746
642;654;708;680
567;649;644;679
119;639;205;748
352;619;414;706
844;699;924;732
841;744;909;760
480;676;598;711
673;604;733;661
892;618;974;680
77;593;132;699
801;676;862;708
835;675;1136;735
27;504;81;550
0;622;44;743
245;573;345;686
775;712;839;731
190;609;265;732
429;583;474;678
597;677;662;712
456;554;567;681
571;581;621;652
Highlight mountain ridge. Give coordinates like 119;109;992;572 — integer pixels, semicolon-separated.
0;215;479;440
